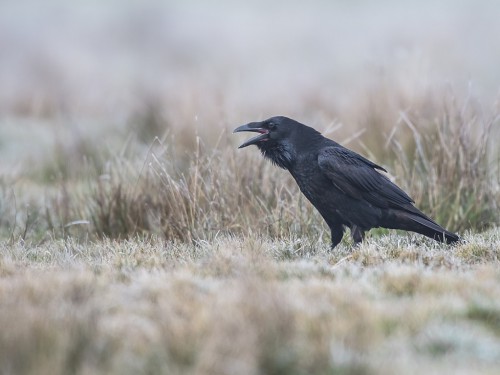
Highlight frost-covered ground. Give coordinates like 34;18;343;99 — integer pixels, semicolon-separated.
1;231;500;374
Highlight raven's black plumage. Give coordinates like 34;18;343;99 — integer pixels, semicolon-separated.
234;116;459;249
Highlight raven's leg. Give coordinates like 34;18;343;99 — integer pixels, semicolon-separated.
330;225;345;249
351;226;365;245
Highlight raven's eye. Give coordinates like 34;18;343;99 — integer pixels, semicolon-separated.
268;122;277;130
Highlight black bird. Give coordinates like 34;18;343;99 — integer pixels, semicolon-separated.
234;116;459;249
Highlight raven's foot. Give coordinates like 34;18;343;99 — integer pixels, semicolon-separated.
351;226;365;245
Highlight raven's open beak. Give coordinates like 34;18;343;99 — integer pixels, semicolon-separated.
233;122;269;149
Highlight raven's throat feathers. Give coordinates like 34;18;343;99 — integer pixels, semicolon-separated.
259;141;295;170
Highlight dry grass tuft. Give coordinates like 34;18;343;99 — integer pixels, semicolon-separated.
387;95;499;231
1;89;498;245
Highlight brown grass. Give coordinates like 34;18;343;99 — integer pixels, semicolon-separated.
1;90;498;244
0;231;499;375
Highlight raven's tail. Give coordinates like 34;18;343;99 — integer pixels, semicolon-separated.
384;210;460;244
406;214;459;244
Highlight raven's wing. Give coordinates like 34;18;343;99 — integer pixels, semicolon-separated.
318;147;414;209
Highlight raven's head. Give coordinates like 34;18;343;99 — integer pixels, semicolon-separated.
233;116;323;169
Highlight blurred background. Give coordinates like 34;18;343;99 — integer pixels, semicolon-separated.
1;0;499;163
0;0;499;241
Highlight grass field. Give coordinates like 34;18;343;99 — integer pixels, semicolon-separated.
1;1;500;374
1;231;500;374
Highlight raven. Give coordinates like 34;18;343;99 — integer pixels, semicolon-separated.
234;116;459;249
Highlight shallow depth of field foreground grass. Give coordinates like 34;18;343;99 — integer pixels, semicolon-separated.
1;230;500;375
